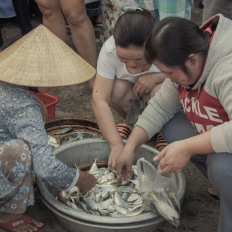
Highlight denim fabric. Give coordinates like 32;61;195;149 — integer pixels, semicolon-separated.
86;1;102;17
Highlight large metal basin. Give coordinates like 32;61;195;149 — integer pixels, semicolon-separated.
37;138;186;232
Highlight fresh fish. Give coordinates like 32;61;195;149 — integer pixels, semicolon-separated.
146;192;180;227
67;201;82;211
117;185;134;193
107;205;116;213
98;198;113;210
57;157;181;220
164;189;181;214
98;208;111;216
127;193;140;202
53;127;73;135
85;197;98;211
100;184;116;192
114;191;128;207
88;158;99;174
121;192;129;201
98;172;116;184
115;205;128;215
127;204;143;212
133;196;143;205
48;135;59;147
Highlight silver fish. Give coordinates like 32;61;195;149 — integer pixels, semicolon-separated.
88;158;98;174
146;192;180;227
53;127;73;135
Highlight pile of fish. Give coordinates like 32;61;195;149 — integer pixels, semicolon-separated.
57;160;148;217
57;158;181;227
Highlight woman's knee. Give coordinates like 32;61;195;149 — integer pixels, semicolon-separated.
65;12;86;26
35;0;60;16
62;1;88;26
0;139;32;169
110;79;133;106
162;110;196;143
207;153;232;189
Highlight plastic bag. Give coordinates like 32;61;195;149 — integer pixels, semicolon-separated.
125;93;146;127
137;158;181;228
151;165;181;227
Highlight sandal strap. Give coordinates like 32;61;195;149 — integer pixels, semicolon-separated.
116;123;131;139
155;133;168;150
0;214;33;231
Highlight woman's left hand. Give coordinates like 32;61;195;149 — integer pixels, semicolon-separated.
134;73;165;96
134;73;156;95
153;140;193;174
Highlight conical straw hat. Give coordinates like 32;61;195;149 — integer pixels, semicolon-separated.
0;24;96;87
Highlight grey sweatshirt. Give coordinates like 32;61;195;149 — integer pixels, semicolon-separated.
135;14;232;153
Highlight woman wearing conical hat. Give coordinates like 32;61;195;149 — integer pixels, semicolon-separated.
0;25;96;231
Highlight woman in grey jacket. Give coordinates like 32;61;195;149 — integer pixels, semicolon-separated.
116;14;232;232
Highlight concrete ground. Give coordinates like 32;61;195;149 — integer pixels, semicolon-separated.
0;1;220;231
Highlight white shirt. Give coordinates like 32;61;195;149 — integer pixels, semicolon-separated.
97;36;160;83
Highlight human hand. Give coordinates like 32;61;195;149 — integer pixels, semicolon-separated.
134;73;163;96
153;140;193;174
108;143;124;170
116;147;135;181
75;171;97;195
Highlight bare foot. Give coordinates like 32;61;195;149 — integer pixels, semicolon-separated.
0;212;44;232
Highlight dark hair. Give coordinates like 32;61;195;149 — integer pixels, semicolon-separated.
113;9;155;48
145;17;211;72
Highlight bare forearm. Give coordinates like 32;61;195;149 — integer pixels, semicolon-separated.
154;73;166;84
124;125;149;152
184;130;214;155
93;101;122;146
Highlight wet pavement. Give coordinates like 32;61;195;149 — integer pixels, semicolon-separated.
0;1;220;231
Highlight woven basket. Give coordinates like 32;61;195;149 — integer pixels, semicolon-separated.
45;117;102;144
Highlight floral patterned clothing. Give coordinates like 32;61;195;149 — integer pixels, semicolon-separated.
0;82;78;198
0;139;34;213
99;0;158;47
99;0;193;46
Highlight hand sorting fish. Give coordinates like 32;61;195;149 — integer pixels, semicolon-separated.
75;170;97;195
57;159;146;217
57;157;181;227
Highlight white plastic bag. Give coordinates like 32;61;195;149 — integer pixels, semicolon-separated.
125;93;146;127
137;158;181;227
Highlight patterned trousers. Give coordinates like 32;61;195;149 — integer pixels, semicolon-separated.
0;139;34;214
